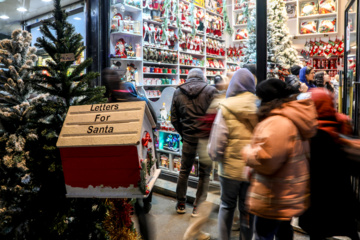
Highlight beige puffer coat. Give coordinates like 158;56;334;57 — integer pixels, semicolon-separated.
219;92;258;181
242;98;318;221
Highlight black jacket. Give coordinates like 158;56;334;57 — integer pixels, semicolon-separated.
171;78;217;142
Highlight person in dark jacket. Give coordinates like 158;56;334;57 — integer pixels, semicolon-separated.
171;68;217;215
299;66;316;89
299;88;359;240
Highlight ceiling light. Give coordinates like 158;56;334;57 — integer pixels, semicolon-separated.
42;0;52;2
74;17;81;20
0;15;9;19
17;7;27;12
351;46;357;49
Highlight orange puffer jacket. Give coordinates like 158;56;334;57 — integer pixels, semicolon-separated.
242;98;318;221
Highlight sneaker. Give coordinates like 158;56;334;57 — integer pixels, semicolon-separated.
197;231;210;240
191;206;199;218
176;202;186;214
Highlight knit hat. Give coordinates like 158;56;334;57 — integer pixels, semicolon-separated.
187;68;206;82
256;78;298;103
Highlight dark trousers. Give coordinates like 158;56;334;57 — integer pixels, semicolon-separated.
253;216;293;240
176;140;212;206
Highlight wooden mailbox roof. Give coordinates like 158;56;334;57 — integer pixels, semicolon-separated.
56;101;156;148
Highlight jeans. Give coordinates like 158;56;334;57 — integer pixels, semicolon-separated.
176;139;212;206
253;216;293;240
218;176;253;240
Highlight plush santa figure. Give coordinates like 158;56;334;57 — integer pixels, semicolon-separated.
143;22;150;45
148;23;156;46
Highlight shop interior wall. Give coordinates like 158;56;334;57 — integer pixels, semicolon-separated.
226;0;348;54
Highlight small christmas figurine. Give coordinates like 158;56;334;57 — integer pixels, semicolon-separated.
126;43;135;58
115;38;127;58
143;22;150;45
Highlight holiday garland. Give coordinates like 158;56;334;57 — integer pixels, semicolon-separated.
103;198;139;240
138;160;147;194
146;149;154;175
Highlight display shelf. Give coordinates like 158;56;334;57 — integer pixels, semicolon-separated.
207;55;226;59
181;28;205;36
179;0;205;9
112;3;141;12
233;8;244;13
146;46;178;52
159;129;179;134
110;31;142;37
110;57;142;61
296;32;338;37
206;9;223;18
143;61;178;66
143;73;178;75
233;24;247;28
233;39;247;42
298;13;337;20
206;35;225;41
157;148;181;156
147;95;161;99
227;61;239;65
179;65;205;68
284;0;297;4
179;51;205;57
207;67;225;70
144;19;178;29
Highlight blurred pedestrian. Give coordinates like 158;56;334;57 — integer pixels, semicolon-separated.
242;78;318;240
285;65;308;93
299;66;316;90
183;75;229;240
208;69;258;240
314;71;334;92
171;68;217;216
298;88;359;240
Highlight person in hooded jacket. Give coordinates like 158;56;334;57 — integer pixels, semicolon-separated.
298;88;359;240
171;68;217;215
299;66;316;90
208;68;258;240
241;79;318;240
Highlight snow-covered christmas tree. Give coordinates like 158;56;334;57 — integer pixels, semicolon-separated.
241;4;256;65
267;0;300;79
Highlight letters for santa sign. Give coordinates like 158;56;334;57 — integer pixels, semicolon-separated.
56;101;160;198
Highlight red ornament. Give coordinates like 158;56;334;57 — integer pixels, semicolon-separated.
142;132;152;148
145;190;150;195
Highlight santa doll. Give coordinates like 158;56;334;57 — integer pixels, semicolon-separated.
143;21;150;45
179;34;186;51
148;23;156;46
115;38;127;58
143;0;153;20
197;9;205;32
155;25;162;48
168;29;178;49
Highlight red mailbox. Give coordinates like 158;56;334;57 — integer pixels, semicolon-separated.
56;101;160;198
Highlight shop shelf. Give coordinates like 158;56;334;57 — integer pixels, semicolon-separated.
159;129;179;134
295;32;338;37
206;55;226;59
227;61;240;65
206;67;225;70
146;46;178;52
233;8;244;13
233;24;247;28
179;65;205;68
284;0;296;4
143;19;177;29
206;35;225;41
157;148;181;156
143;73;177;75
298;13;337;20
112;3;141;12
179;51;205;57
181;28;205;36
206;9;223;18
110;31;142;37
143;61;178;66
110;57;142;61
232;39;247;43
147;95;161;99
179;0;205;9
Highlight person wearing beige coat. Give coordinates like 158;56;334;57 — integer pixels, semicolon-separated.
242;79;318;240
208;69;258;240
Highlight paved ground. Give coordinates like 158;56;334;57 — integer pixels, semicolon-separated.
134;193;311;240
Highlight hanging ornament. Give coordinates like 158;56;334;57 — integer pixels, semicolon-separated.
222;0;233;35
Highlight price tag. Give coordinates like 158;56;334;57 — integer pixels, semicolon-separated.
60;53;75;62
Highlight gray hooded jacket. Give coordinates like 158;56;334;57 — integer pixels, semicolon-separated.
171;68;217;142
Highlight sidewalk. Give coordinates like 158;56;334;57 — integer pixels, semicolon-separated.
133;178;311;240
